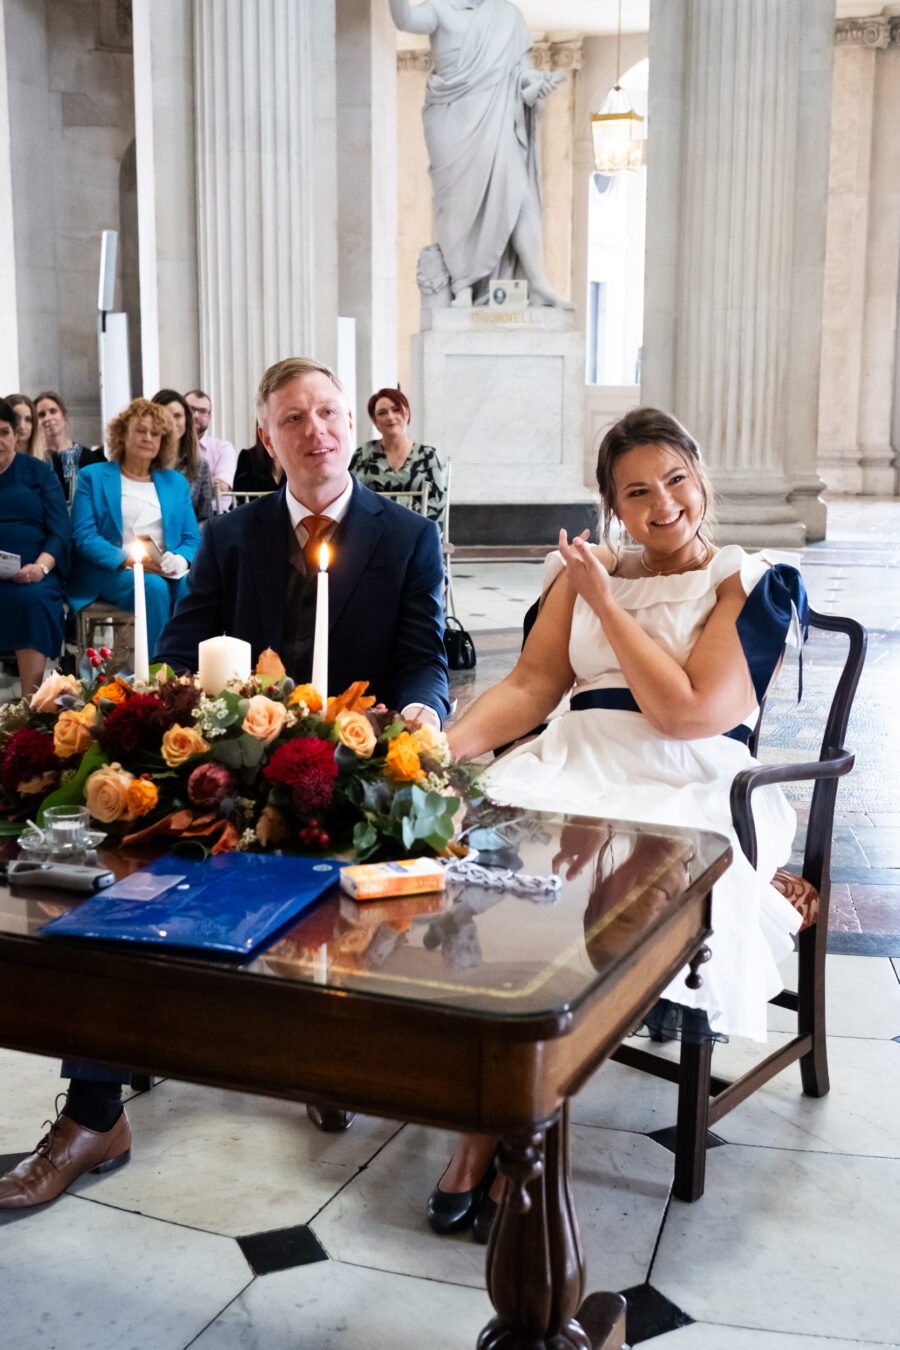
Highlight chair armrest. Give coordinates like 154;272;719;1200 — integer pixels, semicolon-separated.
730;749;855;868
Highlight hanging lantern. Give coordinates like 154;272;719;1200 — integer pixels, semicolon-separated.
591;0;646;175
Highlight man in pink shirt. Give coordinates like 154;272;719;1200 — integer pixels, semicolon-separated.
185;389;237;509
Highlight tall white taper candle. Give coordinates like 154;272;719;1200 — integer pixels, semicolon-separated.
130;540;150;682
311;542;330;709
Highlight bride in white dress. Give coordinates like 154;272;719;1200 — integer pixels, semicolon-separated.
427;406;807;1240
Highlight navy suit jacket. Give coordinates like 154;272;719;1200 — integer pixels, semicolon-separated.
155;478;450;721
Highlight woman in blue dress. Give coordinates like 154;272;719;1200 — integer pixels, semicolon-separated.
0;397;71;696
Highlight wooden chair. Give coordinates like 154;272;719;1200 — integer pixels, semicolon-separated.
373;484;430;516
74;602;136;670
228;489;275;509
610;608;867;1201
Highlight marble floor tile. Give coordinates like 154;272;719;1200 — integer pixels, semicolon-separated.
851;827;900;871
847;883;900;934
0;1192;252;1350
652;1146;900;1342
66;1078;403;1235
768;953;900;1040
827;882;861;933
192;1258;494;1350
647;1325;898;1349
0;1047;67;1146
311;1121;673;1297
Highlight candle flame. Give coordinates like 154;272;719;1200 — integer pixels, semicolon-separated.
318;542;330;571
130;539;146;563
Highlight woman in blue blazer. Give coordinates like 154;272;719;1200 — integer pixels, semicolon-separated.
68;398;201;659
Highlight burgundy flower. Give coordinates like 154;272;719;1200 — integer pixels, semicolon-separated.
264;736;337;812
100;693;174;758
158;677;203;724
1;728;60;792
187;762;235;809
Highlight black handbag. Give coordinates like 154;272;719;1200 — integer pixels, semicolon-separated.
444;616;476;669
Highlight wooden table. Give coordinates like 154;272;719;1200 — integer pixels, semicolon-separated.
0;810;730;1349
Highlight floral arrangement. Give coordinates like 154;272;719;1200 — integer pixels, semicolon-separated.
0;649;478;861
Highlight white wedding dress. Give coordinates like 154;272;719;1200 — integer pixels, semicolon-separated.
481;545;803;1041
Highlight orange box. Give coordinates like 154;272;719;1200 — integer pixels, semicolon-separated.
339;857;446;900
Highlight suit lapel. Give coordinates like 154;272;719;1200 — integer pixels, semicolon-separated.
328;481;387;630
249;485;291;649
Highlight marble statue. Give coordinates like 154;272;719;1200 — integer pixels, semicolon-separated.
389;0;572;308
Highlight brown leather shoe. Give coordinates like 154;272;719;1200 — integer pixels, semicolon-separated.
0;1110;131;1209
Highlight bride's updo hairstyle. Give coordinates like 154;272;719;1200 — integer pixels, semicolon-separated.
595;407;714;553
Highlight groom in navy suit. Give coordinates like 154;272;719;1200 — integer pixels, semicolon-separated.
0;358;449;1212
156;356;449;727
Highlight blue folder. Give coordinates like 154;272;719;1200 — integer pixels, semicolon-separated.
39;852;340;958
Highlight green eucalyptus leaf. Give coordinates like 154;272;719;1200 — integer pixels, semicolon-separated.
240;734;265;768
211;739;242;769
37;742;109;823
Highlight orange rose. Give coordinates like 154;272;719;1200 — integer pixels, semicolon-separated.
336;711;377;759
325;681;376;725
256;648;286;680
289;683;323;713
412;724;451;766
30;672;82;713
85;763;135;823
53;705;97;759
161;724;210;768
385;731;422;782
242;695;287;744
92;680;130;706
125;777;158;817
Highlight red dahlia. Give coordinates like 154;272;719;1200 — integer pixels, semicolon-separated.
99;693;174;758
264;737;337;812
1;728;60;791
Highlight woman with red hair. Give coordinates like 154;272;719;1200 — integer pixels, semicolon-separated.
350;388;446;526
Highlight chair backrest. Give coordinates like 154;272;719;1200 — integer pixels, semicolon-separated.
373;485;430;516
230;489;275;509
441;458;452;546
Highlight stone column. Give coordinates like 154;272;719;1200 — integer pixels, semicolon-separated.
534;35;583;304
0;0;20;389
336;0;398;435
193;0;338;447
643;0;835;545
133;0;199;400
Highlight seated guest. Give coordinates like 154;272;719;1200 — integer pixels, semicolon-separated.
350;387;446;526
35;390;104;504
5;393;45;459
185;387;237;509
0;397;70;696
233;428;284;495
151;388;215;523
67;398;201;661
0;358;448;1214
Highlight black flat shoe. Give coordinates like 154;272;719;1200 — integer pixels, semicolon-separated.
426;1162;495;1236
472;1191;498;1245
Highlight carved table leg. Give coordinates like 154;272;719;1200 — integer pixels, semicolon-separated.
477;1103;626;1350
305;1103;356;1131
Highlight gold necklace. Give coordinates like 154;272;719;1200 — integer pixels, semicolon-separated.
640;539;710;577
121;465;152;482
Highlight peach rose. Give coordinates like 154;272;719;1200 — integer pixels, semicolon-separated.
289;683;323;713
30;673;82;713
242;695;288;744
125;777;158;817
53;705;97;759
385;731;422;782
161;723;210;768
336;711;377;759
85;763;135;823
412;724;451;766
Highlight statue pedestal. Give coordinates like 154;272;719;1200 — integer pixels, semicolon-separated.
410;308;594;546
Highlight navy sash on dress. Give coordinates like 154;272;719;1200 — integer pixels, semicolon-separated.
569;688;752;744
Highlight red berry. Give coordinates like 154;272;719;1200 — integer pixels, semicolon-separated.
318;833;330;850
90;657;102;669
99;646;111;659
86;648;97;660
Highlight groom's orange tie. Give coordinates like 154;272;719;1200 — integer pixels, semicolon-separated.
301;515;332;574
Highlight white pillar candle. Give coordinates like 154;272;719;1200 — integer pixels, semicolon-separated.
130;540;150;682
197;635;253;694
311;542;329;709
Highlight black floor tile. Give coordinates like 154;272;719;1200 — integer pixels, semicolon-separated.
618;1282;693;1343
647;1126;725;1155
237;1223;329;1276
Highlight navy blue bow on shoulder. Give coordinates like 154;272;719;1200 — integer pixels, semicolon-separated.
735;564;809;704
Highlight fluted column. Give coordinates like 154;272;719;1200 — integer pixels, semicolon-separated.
534;36;583;303
643;0;835;545
194;0;338;444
